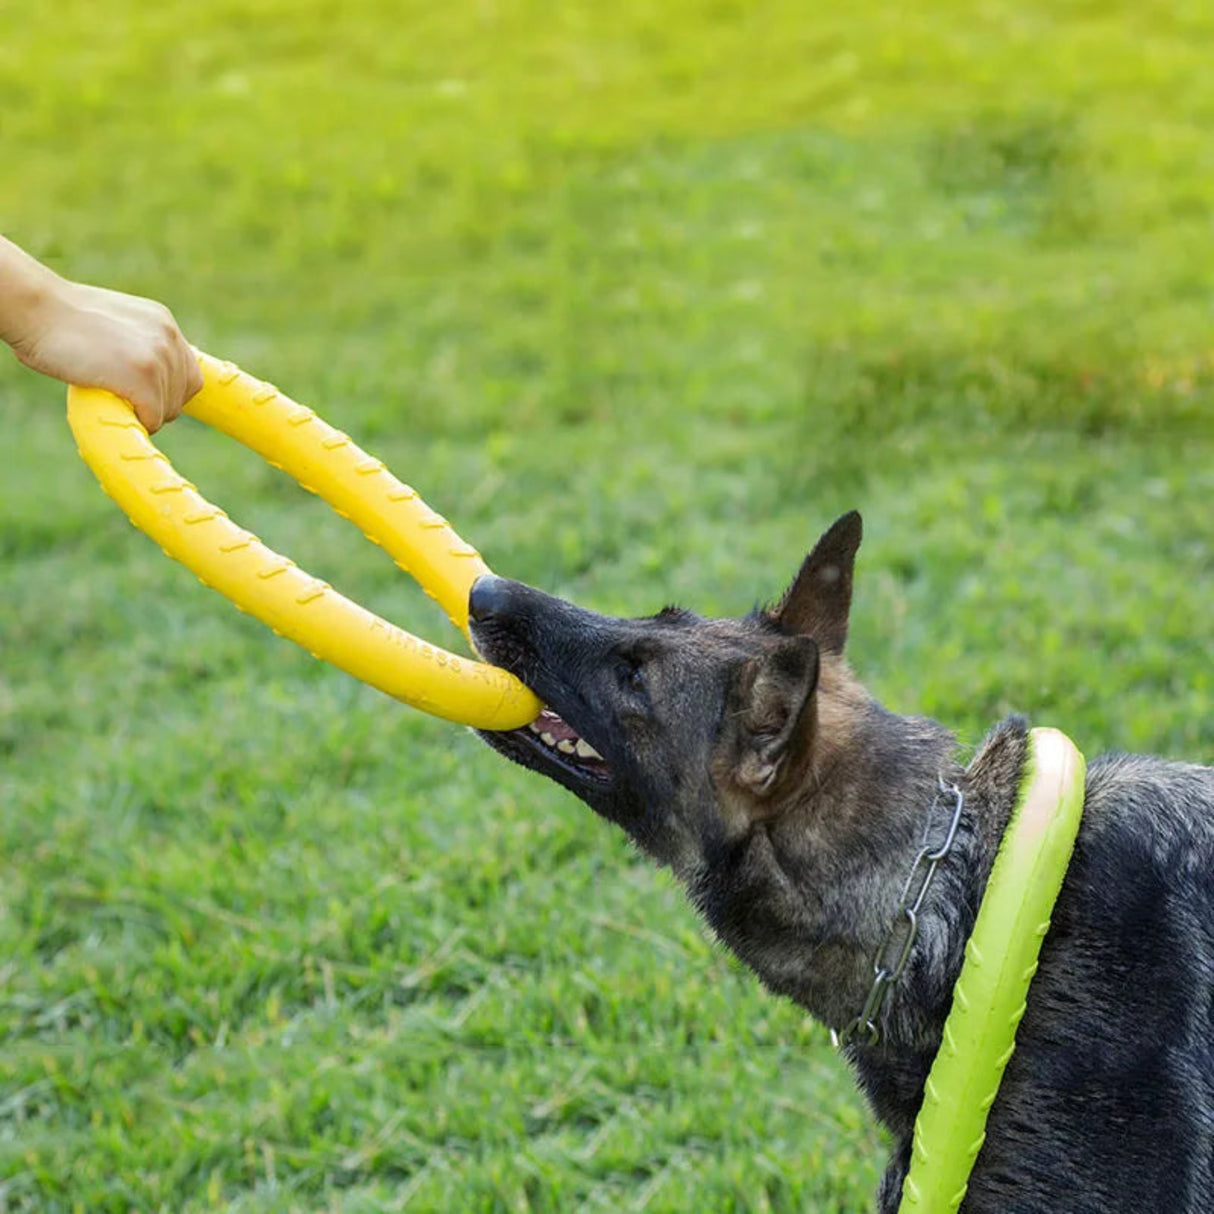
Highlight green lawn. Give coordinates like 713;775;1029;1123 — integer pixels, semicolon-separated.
2;3;1212;1210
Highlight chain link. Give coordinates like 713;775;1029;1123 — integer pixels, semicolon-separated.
834;777;965;1049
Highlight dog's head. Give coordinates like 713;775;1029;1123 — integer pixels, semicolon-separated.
469;512;865;871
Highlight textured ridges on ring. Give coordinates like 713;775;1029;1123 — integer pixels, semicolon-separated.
257;558;295;580
184;507;224;525
295;582;329;605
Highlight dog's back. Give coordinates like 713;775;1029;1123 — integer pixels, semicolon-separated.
959;754;1214;1214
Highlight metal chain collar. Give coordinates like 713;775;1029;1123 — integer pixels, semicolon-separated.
834;777;965;1049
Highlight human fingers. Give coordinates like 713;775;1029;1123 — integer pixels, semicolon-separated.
116;303;192;432
183;343;203;399
123;354;170;434
161;331;202;426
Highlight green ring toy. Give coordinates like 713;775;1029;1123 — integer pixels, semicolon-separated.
899;726;1086;1211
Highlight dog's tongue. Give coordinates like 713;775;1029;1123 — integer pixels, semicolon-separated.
533;708;578;743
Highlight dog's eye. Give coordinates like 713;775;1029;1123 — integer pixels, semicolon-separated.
617;657;646;694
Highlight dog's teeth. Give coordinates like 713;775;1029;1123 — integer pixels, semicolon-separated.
557;739;576;754
528;721;542;734
541;732;557;747
575;739;602;761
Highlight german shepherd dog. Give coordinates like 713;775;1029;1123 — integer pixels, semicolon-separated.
468;512;1214;1213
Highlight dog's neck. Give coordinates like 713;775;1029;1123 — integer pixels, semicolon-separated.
837;711;1030;1140
692;671;1029;1138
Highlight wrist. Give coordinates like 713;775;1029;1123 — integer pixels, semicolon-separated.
0;238;69;349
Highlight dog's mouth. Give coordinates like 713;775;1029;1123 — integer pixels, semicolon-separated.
470;605;615;793
526;707;609;771
503;706;613;785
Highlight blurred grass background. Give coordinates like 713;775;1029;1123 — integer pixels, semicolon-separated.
2;2;1212;1210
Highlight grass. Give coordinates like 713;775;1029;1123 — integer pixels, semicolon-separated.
2;2;1212;1209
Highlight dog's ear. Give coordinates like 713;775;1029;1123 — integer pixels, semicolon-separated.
734;635;819;798
773;510;862;653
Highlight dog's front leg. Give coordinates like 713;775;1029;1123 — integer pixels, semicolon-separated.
877;1138;911;1214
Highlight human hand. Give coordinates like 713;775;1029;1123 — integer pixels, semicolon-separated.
8;277;203;434
0;237;203;433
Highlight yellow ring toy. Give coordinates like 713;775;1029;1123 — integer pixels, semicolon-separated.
66;351;542;731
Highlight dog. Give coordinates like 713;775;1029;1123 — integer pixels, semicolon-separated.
468;511;1214;1213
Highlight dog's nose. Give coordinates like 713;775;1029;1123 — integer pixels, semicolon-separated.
468;574;511;623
